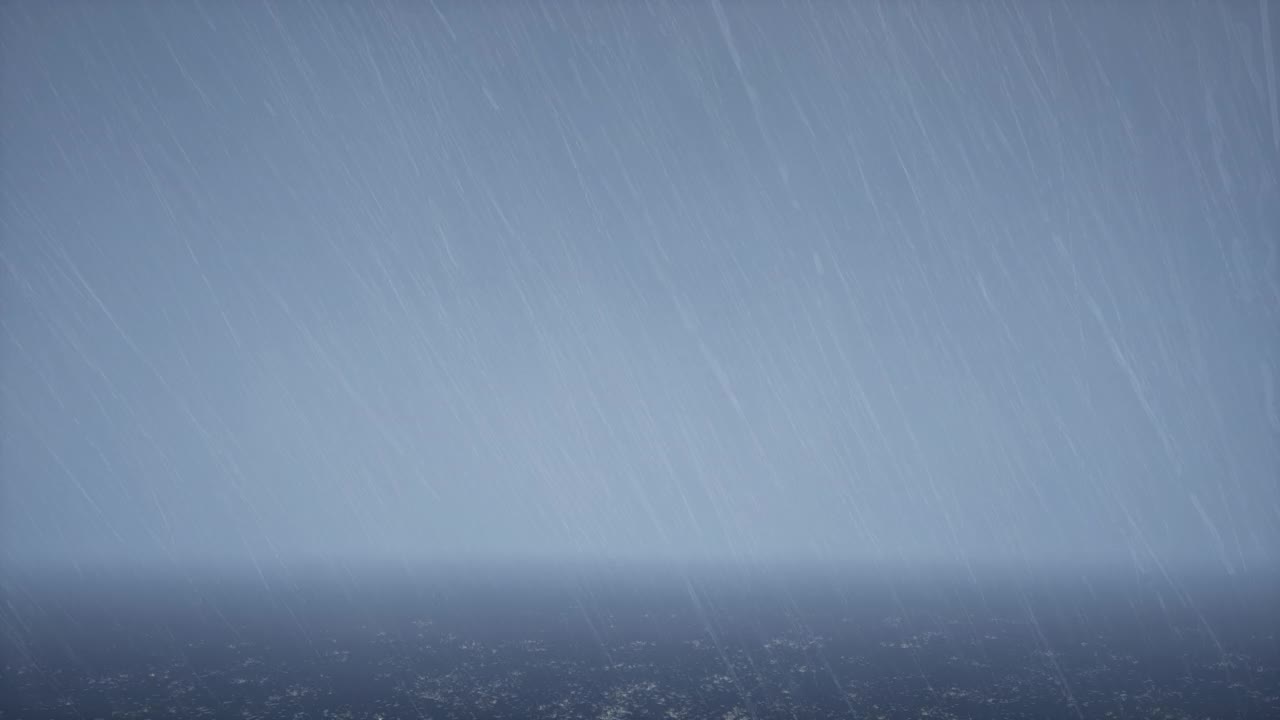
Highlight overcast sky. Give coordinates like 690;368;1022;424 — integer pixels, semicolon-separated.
2;0;1277;573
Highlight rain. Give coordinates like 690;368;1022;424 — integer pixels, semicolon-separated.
1;0;1277;717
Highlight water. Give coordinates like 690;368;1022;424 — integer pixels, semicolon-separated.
3;561;1277;718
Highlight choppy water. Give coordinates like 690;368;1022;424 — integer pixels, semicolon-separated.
3;562;1277;719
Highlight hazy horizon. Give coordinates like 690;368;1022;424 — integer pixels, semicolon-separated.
3;0;1278;576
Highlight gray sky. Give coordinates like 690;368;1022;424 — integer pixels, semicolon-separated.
2;0;1277;572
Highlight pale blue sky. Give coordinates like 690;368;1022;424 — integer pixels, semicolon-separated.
2;0;1277;572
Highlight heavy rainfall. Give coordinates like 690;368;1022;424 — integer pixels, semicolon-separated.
1;1;1278;718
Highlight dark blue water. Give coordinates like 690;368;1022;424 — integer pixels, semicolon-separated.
3;561;1277;718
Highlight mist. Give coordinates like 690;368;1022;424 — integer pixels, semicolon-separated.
3;0;1277;575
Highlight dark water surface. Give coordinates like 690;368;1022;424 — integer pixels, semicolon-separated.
3;561;1277;718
